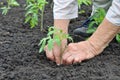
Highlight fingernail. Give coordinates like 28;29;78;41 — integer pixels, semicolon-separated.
57;64;60;66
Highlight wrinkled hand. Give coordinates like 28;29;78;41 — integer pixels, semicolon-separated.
62;41;103;65
44;40;67;65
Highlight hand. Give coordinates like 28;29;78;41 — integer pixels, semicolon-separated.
62;41;102;65
62;18;120;65
44;40;67;65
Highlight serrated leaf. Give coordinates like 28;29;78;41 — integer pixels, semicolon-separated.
25;3;33;10
25;15;31;23
1;6;10;15
88;21;96;28
30;14;38;28
25;10;34;16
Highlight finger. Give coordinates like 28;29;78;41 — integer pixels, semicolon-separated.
53;48;61;65
62;44;74;58
46;50;55;61
60;49;68;64
73;53;88;64
64;56;74;65
73;56;82;64
62;52;72;64
44;46;55;61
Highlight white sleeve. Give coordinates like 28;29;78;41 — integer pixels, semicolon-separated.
53;0;78;19
106;0;120;26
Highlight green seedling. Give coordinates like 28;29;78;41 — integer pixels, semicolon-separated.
87;8;106;34
78;10;85;14
77;0;92;8
86;8;120;43
39;26;73;53
0;0;19;15
25;0;48;30
116;33;120;43
78;0;92;14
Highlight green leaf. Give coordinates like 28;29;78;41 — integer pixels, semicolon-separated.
87;28;96;34
116;34;120;43
54;38;61;46
78;0;92;8
68;36;73;42
39;38;47;53
30;13;38;28
25;9;34;16
25;15;31;23
48;39;54;50
25;3;33;10
88;21;96;28
11;1;19;6
48;27;54;32
87;8;106;35
78;10;85;14
9;0;20;6
1;6;10;15
47;31;54;36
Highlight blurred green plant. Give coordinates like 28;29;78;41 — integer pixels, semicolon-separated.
0;0;19;15
77;0;92;8
77;0;92;14
87;8;106;34
116;33;120;43
25;0;48;30
86;8;120;43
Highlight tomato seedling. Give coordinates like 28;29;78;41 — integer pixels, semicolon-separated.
86;8;120;43
0;0;19;15
25;0;48;30
39;26;73;53
78;0;92;8
87;8;106;34
116;33;120;43
78;0;92;14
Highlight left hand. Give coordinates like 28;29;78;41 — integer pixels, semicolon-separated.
44;39;67;65
62;41;99;65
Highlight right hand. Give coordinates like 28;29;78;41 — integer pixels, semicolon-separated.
44;40;67;65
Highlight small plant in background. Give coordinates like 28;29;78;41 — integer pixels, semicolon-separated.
116;33;120;43
77;0;92;8
77;0;92;14
39;26;73;53
86;8;120;43
87;8;106;34
0;0;19;15
25;0;48;30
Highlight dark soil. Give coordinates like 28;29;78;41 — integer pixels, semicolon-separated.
0;0;120;80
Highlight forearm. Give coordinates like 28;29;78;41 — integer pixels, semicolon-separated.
54;19;70;34
88;18;120;54
53;0;77;33
54;19;70;49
